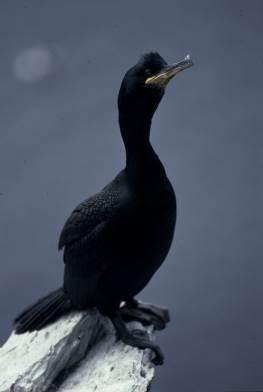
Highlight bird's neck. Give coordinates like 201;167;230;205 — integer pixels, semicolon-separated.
119;115;165;179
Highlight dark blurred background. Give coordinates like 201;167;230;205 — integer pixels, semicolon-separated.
0;1;262;391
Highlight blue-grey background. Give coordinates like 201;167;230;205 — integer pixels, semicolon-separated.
0;1;262;391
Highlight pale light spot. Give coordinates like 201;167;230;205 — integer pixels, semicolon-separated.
14;47;53;82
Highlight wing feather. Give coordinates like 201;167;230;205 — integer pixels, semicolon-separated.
58;173;134;253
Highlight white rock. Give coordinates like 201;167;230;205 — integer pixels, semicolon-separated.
0;308;156;392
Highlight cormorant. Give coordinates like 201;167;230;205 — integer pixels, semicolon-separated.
14;52;193;365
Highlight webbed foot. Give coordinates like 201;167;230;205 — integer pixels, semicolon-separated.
110;312;164;366
120;299;170;330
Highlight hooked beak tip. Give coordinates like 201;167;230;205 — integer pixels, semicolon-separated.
145;54;194;86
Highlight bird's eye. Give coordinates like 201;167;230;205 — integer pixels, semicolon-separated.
144;68;152;76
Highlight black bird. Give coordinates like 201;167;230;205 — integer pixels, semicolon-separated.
15;52;193;364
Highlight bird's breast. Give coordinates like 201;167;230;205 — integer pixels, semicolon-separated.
123;176;176;268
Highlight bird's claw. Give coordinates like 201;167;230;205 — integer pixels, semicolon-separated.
131;328;148;339
151;346;164;366
120;300;170;330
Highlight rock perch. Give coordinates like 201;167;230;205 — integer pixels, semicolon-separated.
0;302;168;392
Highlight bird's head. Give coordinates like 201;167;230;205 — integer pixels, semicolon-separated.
118;52;194;129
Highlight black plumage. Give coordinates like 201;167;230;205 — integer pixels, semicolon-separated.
15;52;193;364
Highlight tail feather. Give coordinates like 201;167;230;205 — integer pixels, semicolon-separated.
33;297;67;331
14;289;61;323
14;288;72;334
17;295;65;332
15;290;62;324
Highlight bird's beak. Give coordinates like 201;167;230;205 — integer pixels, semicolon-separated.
145;54;194;87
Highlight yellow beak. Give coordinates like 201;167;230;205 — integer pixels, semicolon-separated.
145;54;194;87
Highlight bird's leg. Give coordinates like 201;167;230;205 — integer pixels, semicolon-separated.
110;311;164;365
120;298;170;330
